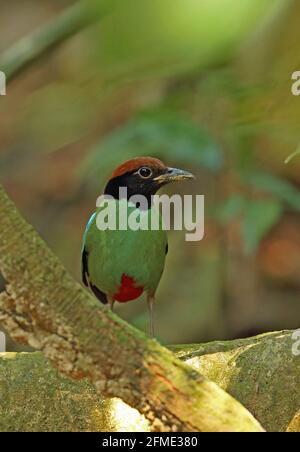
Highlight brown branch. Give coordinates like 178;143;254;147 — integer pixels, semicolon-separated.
0;0;107;82
0;184;263;431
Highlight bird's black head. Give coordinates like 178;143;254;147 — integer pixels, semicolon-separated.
104;157;194;205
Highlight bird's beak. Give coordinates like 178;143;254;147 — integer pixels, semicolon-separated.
154;167;195;184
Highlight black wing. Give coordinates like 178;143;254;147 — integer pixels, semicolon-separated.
82;248;89;287
82;248;108;305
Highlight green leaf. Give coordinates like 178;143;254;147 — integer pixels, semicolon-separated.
82;110;223;185
242;199;283;254
285;142;300;164
215;194;246;225
243;170;300;212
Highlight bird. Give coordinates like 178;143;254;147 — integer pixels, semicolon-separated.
82;156;194;336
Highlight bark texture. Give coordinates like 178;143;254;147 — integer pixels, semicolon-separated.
174;330;300;432
1;330;299;432
0;352;149;432
0;184;263;432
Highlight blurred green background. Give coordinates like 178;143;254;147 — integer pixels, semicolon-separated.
1;0;300;347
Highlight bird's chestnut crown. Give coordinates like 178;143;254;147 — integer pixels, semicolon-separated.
104;157;194;203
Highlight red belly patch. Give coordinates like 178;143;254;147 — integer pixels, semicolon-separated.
114;274;144;303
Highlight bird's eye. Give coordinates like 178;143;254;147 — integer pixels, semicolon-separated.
138;167;152;179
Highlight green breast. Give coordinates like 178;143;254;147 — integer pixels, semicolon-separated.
83;199;168;297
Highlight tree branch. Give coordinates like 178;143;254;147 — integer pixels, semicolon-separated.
0;352;125;433
173;330;300;432
0;184;263;431
1;330;299;432
0;0;104;82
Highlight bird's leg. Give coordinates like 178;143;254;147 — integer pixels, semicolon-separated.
108;297;115;312
147;294;155;338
